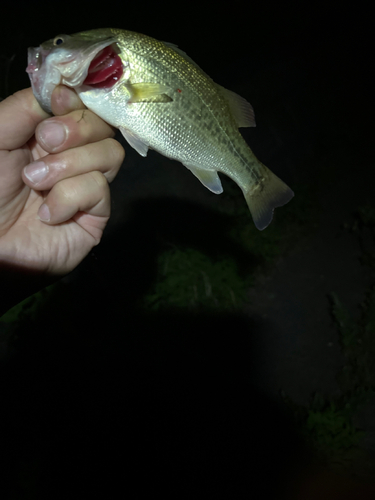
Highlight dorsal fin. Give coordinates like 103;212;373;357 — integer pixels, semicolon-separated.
162;41;255;128
162;41;211;78
216;85;256;128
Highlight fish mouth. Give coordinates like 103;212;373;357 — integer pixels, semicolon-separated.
26;47;50;75
26;38;122;89
83;45;123;89
26;38;123;113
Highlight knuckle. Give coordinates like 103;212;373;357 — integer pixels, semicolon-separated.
54;178;76;202
89;170;108;190
49;155;68;174
72;108;89;124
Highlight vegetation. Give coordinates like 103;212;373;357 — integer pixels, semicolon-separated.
143;245;249;311
284;204;375;477
141;176;311;314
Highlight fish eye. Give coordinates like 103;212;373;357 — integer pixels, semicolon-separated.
53;36;65;46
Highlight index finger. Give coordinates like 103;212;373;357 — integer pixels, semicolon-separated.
0;88;49;151
51;85;86;116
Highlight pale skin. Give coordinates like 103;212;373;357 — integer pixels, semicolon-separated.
0;86;125;313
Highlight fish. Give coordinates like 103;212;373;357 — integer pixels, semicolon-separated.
26;28;294;230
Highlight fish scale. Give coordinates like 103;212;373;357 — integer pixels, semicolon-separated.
27;28;294;229
112;39;251;174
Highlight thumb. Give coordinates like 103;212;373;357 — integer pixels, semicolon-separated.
0;88;49;151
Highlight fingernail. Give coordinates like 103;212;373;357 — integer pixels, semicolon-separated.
24;161;49;184
38;203;50;222
38;121;68;149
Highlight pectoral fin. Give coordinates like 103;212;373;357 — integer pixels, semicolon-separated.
120;127;149;156
127;83;173;103
183;163;223;194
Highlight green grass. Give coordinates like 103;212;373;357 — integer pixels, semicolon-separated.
143;245;250;312
220;177;314;260
284;203;375;477
142;176;312;314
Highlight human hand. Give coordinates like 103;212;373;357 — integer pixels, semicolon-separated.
0;86;124;310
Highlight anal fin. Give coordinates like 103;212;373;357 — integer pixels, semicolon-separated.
183;163;223;194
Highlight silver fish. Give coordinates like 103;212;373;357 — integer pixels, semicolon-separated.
27;28;294;229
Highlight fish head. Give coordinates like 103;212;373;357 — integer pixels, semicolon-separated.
26;30;123;113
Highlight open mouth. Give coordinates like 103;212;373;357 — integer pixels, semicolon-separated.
83;45;123;88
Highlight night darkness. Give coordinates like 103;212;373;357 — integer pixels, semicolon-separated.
0;1;374;497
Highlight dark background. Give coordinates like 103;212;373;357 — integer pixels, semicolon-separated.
0;1;374;497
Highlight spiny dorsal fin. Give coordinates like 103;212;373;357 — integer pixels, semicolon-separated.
162;42;255;128
162;41;211;78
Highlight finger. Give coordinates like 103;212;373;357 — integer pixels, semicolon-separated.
51;85;86;116
0;88;49;151
38;170;110;229
22;137;125;188
35;108;115;153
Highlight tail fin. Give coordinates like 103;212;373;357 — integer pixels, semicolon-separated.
245;167;294;230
